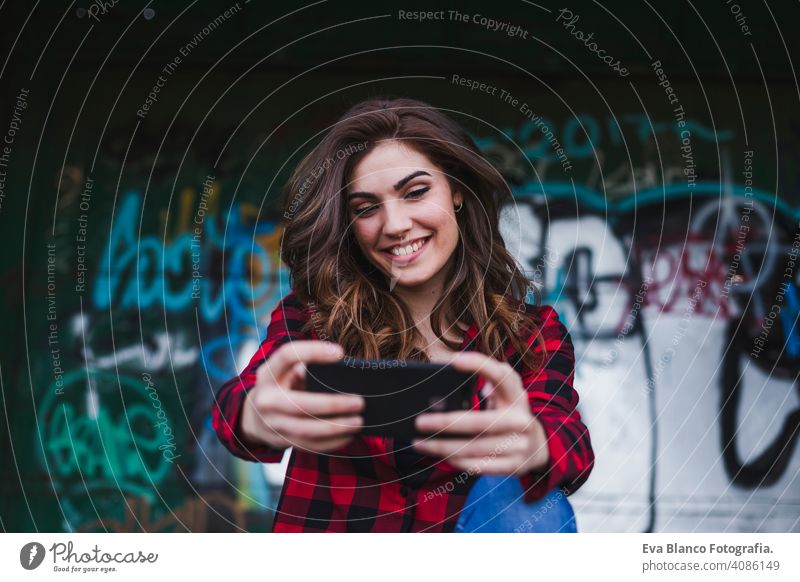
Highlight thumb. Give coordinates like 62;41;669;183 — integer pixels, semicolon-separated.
487;369;526;409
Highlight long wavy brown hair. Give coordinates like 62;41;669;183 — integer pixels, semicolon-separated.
279;96;544;371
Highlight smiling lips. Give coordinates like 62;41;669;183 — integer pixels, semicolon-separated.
381;235;432;263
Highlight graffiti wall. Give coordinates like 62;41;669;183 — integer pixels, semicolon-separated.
22;166;292;532
494;111;799;532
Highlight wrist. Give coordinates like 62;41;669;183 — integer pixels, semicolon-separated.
518;417;550;475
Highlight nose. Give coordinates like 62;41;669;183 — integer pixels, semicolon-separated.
381;199;413;237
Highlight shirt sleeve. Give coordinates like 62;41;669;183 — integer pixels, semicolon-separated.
516;305;595;503
211;291;310;463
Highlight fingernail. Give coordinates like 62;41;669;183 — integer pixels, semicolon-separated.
480;381;493;398
326;343;344;356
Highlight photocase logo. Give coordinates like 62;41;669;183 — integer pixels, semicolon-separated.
20;542;46;570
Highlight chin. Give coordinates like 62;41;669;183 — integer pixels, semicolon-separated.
392;275;432;289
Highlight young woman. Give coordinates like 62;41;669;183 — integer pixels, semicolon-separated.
212;97;594;532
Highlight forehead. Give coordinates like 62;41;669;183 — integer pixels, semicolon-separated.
349;141;440;187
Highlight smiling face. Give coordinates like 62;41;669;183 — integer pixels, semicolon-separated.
346;140;463;292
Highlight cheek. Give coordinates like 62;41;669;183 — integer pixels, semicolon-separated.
418;200;453;230
352;220;379;249
430;210;458;243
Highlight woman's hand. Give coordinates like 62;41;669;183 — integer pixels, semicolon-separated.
240;340;365;454
412;351;550;476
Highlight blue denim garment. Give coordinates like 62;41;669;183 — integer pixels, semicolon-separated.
454;475;577;533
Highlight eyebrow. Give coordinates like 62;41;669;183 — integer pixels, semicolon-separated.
347;170;431;202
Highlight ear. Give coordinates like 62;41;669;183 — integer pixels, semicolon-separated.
452;191;463;206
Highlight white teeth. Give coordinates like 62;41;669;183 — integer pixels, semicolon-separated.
389;237;428;256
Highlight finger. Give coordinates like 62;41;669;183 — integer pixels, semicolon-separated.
448;352;526;407
446;457;522;475
412;434;524;458
255;340;344;387
272;388;365;417
267;414;363;440
416;409;529;436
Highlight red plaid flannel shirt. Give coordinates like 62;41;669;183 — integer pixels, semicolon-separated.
212;291;594;532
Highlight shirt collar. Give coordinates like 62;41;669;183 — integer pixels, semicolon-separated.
458;323;479;351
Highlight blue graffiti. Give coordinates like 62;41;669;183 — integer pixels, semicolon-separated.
93;191;292;381
513;180;794;221
94;191;283;328
780;283;800;358
473;114;734;161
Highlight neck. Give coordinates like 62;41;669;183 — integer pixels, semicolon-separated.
391;255;461;338
394;285;443;328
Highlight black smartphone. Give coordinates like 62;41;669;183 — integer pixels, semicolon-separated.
305;357;478;439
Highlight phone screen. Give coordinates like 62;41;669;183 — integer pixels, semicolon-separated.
305;358;478;438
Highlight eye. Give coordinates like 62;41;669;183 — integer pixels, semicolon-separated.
406;186;430;199
354;204;378;217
